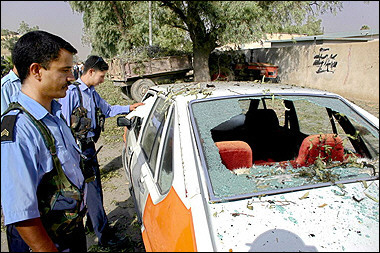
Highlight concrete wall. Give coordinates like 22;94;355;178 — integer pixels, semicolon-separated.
242;40;379;103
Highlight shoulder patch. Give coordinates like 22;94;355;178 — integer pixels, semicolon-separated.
1;114;18;142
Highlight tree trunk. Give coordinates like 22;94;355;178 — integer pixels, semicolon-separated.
109;1;128;42
161;1;217;82
193;45;212;82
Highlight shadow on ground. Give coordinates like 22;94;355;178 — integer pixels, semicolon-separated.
87;154;145;252
87;197;145;252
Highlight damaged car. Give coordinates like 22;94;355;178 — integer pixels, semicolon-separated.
117;82;379;252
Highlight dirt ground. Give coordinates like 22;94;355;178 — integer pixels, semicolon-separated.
84;135;146;252
1;96;378;252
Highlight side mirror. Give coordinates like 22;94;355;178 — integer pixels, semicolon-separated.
117;116;133;130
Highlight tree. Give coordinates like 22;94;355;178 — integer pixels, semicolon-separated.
69;1;342;81
1;21;39;54
1;55;13;78
1;35;19;53
360;25;370;30
17;21;39;35
1;29;18;36
68;1;191;58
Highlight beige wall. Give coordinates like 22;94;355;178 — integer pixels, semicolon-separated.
244;40;379;103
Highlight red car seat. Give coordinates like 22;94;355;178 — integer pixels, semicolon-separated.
295;134;344;167
215;141;253;171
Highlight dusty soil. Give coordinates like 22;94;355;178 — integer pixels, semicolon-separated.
84;135;146;252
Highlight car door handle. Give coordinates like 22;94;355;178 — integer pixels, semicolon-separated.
140;172;147;183
139;175;146;193
128;146;133;155
138;179;145;193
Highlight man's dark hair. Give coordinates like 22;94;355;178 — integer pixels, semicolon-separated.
12;30;77;83
83;55;109;74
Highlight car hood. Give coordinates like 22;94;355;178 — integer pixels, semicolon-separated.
206;180;379;252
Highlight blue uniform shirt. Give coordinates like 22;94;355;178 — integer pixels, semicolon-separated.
59;78;131;138
1;70;21;115
1;92;85;226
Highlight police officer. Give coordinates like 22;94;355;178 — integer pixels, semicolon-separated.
1;31;87;252
1;66;21;115
59;55;143;247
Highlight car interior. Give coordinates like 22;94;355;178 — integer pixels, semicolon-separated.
211;98;370;170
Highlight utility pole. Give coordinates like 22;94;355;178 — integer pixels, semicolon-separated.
149;1;152;46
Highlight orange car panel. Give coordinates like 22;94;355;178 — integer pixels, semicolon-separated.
142;187;197;252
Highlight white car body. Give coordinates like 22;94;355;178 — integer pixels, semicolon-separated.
118;82;379;252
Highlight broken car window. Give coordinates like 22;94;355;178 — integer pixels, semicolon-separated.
190;95;379;202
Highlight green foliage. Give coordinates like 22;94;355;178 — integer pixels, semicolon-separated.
1;21;39;53
17;21;39;35
68;1;343;80
360;25;370;30
69;1;191;58
1;36;19;53
215;1;340;44
95;79;132;144
1;55;13;78
1;29;18;36
113;45;191;63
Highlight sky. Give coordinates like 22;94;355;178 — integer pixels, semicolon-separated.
1;1;379;60
1;1;91;60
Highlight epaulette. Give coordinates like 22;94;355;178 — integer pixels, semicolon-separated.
1;112;20;142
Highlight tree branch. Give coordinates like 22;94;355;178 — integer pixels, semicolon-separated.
171;23;189;32
160;1;188;24
109;1;128;40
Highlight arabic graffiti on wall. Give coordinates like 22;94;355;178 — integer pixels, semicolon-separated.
313;47;338;73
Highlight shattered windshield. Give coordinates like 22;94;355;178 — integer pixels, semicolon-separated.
190;94;379;202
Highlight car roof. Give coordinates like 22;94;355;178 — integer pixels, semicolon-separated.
147;81;379;126
149;81;341;101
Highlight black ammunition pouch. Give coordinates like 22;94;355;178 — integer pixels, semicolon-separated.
70;82;92;141
80;159;96;183
79;141;98;183
71;81;105;143
70;106;92;140
93;107;105;143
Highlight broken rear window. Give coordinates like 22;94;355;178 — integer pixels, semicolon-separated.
190;94;379;202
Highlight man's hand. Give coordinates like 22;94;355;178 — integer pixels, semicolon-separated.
130;102;144;111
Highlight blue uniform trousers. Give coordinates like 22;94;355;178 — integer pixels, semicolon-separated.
81;140;110;245
6;225;30;252
6;221;87;252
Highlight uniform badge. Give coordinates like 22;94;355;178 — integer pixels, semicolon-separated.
1;129;9;137
1;114;17;142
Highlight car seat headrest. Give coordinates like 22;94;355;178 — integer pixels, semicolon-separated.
244;109;279;131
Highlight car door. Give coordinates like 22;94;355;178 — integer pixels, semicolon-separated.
123;93;156;219
129;95;173;220
124;115;143;184
124;93;157;170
